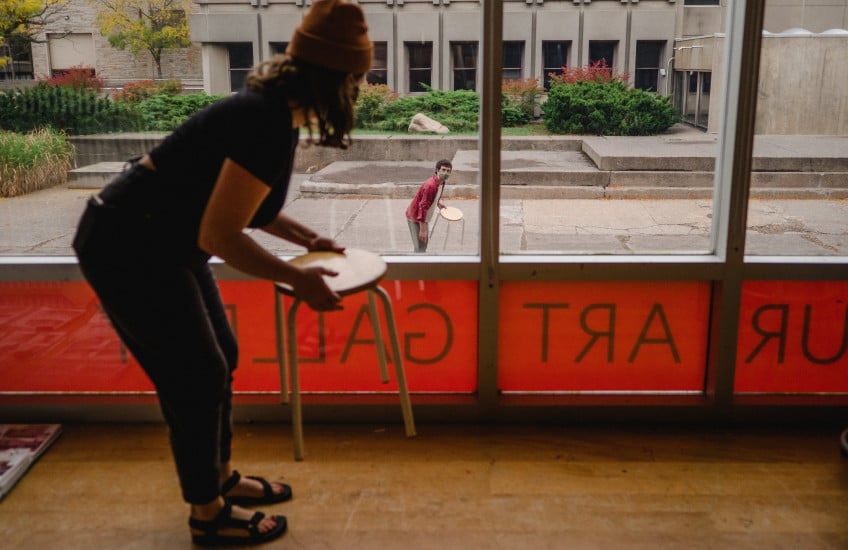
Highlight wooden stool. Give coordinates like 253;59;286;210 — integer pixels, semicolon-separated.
430;205;465;250
274;249;416;461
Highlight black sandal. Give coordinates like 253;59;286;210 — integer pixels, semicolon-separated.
189;501;287;547
222;470;293;506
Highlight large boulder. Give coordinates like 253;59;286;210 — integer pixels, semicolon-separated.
408;113;449;134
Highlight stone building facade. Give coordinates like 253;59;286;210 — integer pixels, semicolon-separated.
10;0;848;133
26;0;202;86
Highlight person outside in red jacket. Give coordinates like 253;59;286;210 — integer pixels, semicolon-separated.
405;159;452;252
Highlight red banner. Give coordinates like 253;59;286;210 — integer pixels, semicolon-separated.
498;281;711;392
0;280;478;394
735;281;848;393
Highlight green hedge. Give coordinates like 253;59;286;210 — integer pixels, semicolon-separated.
135;93;226;132
541;80;679;136
0;84;141;134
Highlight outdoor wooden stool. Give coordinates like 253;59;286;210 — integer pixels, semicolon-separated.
274;249;416;461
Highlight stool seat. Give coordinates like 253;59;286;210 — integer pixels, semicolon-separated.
274;249;416;461
274;249;387;297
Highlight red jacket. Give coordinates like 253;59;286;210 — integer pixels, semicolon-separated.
405;175;443;224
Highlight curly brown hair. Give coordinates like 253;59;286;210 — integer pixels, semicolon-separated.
245;54;360;149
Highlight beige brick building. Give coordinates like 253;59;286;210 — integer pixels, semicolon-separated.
23;0;203;86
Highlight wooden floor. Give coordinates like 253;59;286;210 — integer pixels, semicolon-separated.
1;422;847;549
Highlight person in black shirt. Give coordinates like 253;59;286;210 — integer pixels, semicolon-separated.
72;0;372;546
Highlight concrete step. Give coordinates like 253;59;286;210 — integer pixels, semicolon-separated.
451;150;607;186
67;162;128;189
582;135;848;172
69;156;848;201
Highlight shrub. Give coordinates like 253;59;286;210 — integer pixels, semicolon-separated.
548;59;629;86
371;87;480;132
44;66;106;93
135;93;225;131
0;84;141;134
0;129;73;197
541;79;679;136
502;77;543;124
113;79;184;103
355;83;399;128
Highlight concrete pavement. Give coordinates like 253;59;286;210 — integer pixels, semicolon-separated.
2;175;848;256
7;128;848;256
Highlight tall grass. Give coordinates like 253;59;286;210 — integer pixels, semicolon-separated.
0;129;73;197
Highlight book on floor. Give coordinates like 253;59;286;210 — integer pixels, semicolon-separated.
0;424;62;500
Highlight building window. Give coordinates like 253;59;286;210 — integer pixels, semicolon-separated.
47;33;95;76
269;42;288;56
684;0;720;4
634;41;664;93
0;36;34;80
503;41;524;81
588;41;616;73
226;43;253;92
367;42;388;85
451;41;478;91
542;41;569;89
406;42;432;92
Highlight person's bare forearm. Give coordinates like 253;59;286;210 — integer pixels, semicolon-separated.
203;231;303;284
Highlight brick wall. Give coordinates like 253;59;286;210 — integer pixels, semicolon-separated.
30;0;202;83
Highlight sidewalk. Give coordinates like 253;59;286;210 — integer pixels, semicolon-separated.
6;129;848;257
2;176;847;256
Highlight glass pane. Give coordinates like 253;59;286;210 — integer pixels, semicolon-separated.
635;69;658;93
227;43;253;69
735;281;848;394
542;41;568;90
453;69;476;91
635;41;662;69
269;42;288;56
366;70;387;86
0;280;479;394
503;41;523;70
744;20;848;257
542;41;568;70
367;42;388;85
588;41;615;69
499;281;711;393
407;43;432;68
500;7;723;255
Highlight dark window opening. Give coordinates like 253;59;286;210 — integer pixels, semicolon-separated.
227;43;253;92
367;42;388;85
406;42;432;92
542;41;569;89
451;41;478;91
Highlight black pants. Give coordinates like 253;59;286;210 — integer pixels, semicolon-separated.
73;166;236;505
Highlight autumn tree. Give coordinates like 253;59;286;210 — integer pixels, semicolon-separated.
0;0;68;70
89;0;191;78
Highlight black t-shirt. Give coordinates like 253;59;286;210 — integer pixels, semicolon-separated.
149;88;299;229
97;88;299;264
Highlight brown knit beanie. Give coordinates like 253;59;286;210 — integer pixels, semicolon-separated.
286;0;373;74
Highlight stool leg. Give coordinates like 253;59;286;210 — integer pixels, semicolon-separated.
274;289;288;404
374;285;417;438
367;289;390;383
287;299;305;461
